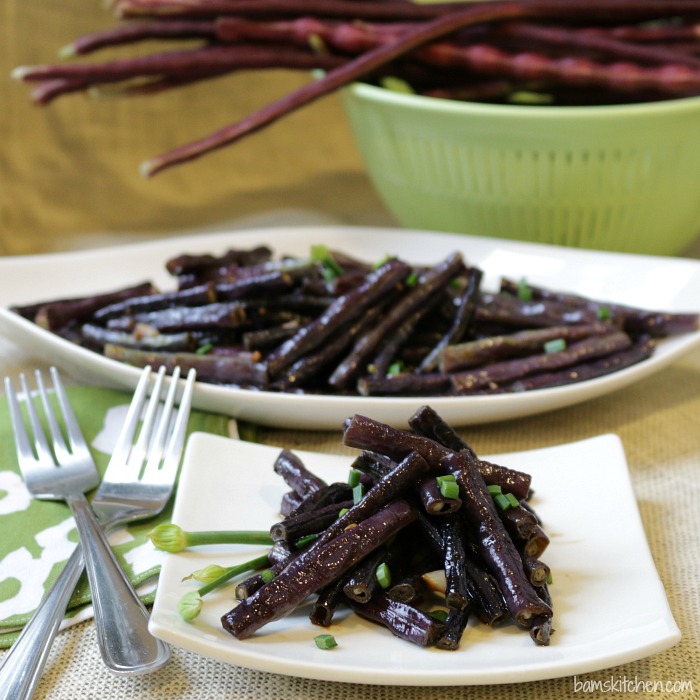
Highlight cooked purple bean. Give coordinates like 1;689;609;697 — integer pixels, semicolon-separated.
441;451;552;628
357;371;452;396
519;524;551;559
347;591;447;647
418;476;462;515
273;449;327;499
440;321;615;372
451;331;632;393
106;300;247;332
242;321;300;351
103;344;268;386
309;577;346;627
92;283;216;322
265;258;411;377
419;265;483;372
342;547;386;603
435;607;471;651
80;323;195;352
269;499;353;544
522;556;551;587
328;252;466;389
475;292;607;329
408;404;531;500
343;414;532;500
222;499;416;639
505;335;656;392
387;574;427;605
14;281;156;330
279;490;303;516
499;504;539;540
500;277;700;337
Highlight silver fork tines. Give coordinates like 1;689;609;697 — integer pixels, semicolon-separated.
0;365;196;700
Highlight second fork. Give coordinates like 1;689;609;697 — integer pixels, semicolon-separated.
0;366;194;700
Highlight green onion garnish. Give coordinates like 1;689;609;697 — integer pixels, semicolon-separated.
597;306;611;320
195;342;213;355
314;633;338;650
505;492;520;508
429;609;449;622
260;568;276;584
487;484;503;496
518;278;533;301
347;468;361;487
352;483;364;505
375;562;392;589
338;507;349;518
310;244;344;280
387;360;405;376
436;475;459;500
493;493;512;511
544;338;566;354
405;272;419;287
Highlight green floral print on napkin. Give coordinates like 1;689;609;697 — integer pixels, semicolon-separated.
0;384;229;648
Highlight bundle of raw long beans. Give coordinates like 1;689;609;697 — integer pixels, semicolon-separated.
11;0;700;175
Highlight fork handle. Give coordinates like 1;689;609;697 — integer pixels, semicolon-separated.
0;544;83;700
67;494;171;675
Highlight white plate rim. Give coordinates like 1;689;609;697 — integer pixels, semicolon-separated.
0;225;698;429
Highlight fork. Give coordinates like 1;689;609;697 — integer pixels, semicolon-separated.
0;365;195;700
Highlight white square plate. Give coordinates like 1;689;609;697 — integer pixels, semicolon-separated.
149;431;680;685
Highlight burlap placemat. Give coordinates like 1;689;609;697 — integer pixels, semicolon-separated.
8;349;698;700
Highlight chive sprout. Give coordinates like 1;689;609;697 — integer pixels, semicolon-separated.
178;553;270;622
148;523;273;553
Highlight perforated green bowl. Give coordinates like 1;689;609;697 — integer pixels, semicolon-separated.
342;83;700;255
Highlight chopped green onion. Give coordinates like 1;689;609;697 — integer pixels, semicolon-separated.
352;483;364;505
347;468;361;487
373;254;391;269
544;338;566;354
505;492;520;508
518;278;533;301
493;493;512;511
260;568;276;584
337;507;349;518
597;306;611;321
387;360;405;376
375;562;392;589
314;633;338;650
195;342;213;355
436;475;460;500
310;244;344;280
405;272;419;287
487;484;503;496
547;571;553;585
429;609;449;622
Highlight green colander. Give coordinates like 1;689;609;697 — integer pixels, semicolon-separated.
342;83;700;255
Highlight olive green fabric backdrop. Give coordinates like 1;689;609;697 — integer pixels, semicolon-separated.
0;0;394;257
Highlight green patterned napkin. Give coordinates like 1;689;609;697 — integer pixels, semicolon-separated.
0;384;230;648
